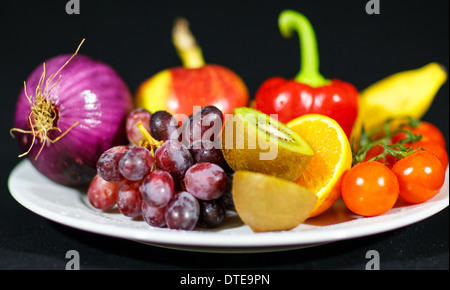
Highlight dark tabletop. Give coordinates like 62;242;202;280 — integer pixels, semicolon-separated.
0;0;448;272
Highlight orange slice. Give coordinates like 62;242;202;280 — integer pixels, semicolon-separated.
287;114;352;217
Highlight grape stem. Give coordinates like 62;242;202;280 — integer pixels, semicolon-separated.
136;121;164;158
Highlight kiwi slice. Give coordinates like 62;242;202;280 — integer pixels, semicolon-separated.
221;107;314;181
232;171;317;232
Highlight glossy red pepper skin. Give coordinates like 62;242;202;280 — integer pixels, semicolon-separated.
254;77;359;138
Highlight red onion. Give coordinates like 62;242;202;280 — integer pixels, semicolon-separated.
12;46;133;187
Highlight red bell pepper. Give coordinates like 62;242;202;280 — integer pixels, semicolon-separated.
254;10;359;138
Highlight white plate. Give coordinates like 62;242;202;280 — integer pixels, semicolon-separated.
8;159;449;253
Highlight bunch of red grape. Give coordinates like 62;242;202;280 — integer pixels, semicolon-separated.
88;106;234;230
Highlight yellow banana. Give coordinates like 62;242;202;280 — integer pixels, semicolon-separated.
351;62;447;142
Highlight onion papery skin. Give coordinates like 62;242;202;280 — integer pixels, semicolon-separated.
13;54;133;187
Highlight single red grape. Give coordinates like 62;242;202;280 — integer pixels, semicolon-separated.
96;145;129;182
165;191;199;230
197;199;226;228
117;179;144;218
141;202;167;228
126;108;151;146
87;174;118;210
189;140;231;171
155;140;193;181
119;146;154;181
184;162;228;200
150;110;180;142
141;170;174;208
182;106;224;144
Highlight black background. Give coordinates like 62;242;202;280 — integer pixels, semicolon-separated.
0;0;448;271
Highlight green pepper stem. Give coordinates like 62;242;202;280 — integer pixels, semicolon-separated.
278;10;330;87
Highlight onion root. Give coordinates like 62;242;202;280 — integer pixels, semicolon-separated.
10;39;85;160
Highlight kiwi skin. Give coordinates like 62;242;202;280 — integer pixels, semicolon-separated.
221;108;314;181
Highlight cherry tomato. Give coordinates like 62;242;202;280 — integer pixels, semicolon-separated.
392;151;445;204
341;161;399;216
406;140;448;169
391;121;446;148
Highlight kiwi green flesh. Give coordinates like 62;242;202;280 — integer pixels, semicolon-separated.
234;107;313;156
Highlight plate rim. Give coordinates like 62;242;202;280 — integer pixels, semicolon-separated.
8;159;449;249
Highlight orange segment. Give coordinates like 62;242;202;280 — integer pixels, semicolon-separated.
287;114;352;217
